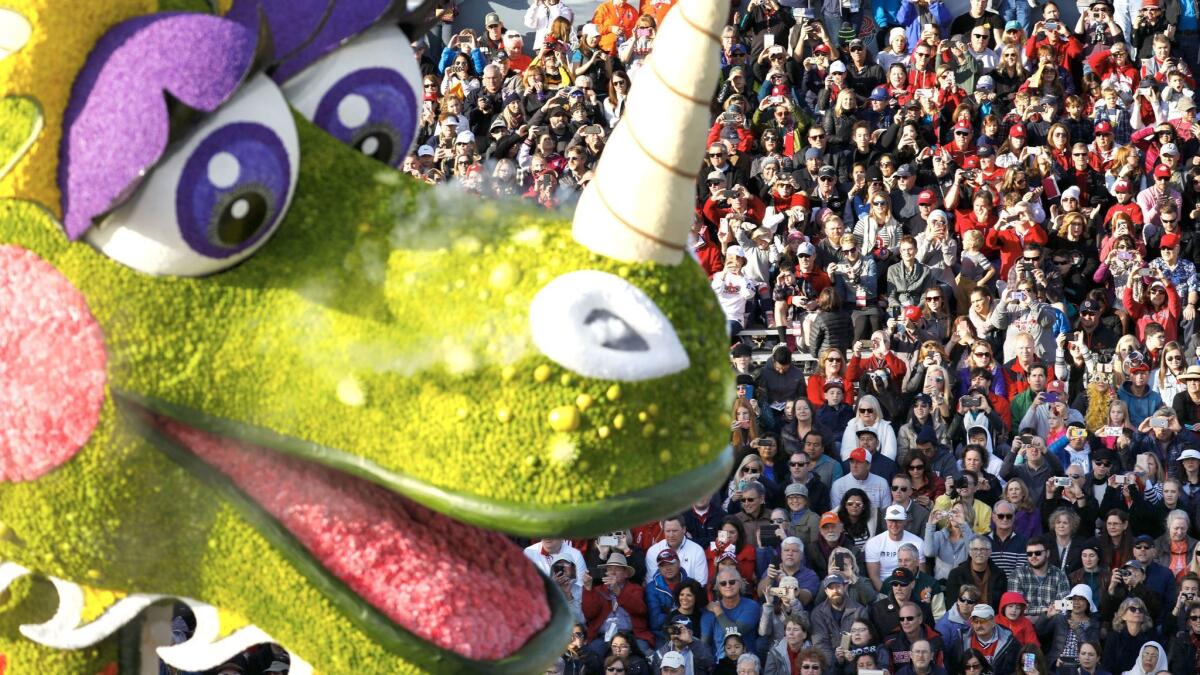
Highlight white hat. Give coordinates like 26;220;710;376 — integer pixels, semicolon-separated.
417;145;435;157
890;26;907;41
661;651;686;668
727;244;746;259
797;241;816;256
456;130;476;145
1066;583;1098;612
1179;449;1200;462
581;23;600;38
830;60;847;73
884;504;908;521
970;604;995;620
1061;185;1081;200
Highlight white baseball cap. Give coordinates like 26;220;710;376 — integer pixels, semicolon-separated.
417;145;435;157
661;651;686;668
884;504;908;521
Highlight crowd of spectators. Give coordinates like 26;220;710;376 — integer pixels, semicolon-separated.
413;0;1200;674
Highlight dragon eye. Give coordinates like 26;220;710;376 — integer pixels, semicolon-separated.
529;271;689;382
87;74;299;276
282;25;421;167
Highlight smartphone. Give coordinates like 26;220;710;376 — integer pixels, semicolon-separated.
1056;598;1072;612
717;530;731;545
597;534;619;547
738;384;755;399
1101;425;1123;437
1044;21;1059;31
840;632;852;651
1010;291;1026;302
1053;476;1073;488
737;479;748;492
1068;426;1088;440
1044;392;1059;404
1112;474;1130;486
1022;653;1036;672
961;395;981;408
759;528;783;548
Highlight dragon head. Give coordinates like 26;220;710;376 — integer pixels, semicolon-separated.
0;0;732;672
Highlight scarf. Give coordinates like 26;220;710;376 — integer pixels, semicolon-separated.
970;565;994;606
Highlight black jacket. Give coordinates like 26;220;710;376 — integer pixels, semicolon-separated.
945;559;1009;611
807;309;854;357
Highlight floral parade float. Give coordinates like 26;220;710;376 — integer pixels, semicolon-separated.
0;0;732;672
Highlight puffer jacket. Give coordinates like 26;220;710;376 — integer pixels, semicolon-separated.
807;310;854;357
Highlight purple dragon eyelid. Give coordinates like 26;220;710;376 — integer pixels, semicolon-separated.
59;14;261;241
227;0;392;83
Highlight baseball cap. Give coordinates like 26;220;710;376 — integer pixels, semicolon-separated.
830;60;847;73
1162;232;1181;248
1005;19;1022;30
963;155;979;169
797;241;816;257
884;504;908;521
1046;380;1066;394
417;145;435;157
825;377;846;390
1061;185;1081;200
856;427;879;439
976;144;995;158
971;604;996;620
1095;120;1113;134
977;75;995;90
1179;448;1200;461
1124;559;1145;571
1113;179;1131;193
820;511;840;527
456;130;475;144
822;573;848;588
895;163;914;177
917;189;936;205
805;147;824;160
1161;144;1180;157
849;38;865;49
818;164;837;178
581;23;600;38
661;651;686;668
887;567;915;585
849;447;873;463
869;86;889;101
1079;299;1101;314
903;305;923;322
485;11;502;27
1009;123;1026;138
657;549;680;565
1155;164;1173;179
1134;534;1156;544
504;29;522;39
707;170;726;183
785;482;809;498
954;119;973;131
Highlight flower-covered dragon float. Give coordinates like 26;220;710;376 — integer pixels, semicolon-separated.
0;0;732;672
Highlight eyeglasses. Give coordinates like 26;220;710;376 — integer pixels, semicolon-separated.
810;133;826;140
995;513;1014;520
1189;615;1200;621
973;352;991;358
1094;460;1112;466
1072;152;1088;157
1026;549;1046;557
819;176;834;182
718;579;739;587
899;615;920;622
708;152;725;158
891;581;912;588
892;485;911;492
789;461;808;467
925;295;942;301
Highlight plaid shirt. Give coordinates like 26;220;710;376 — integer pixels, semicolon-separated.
1092;102;1134;145
1007;564;1070;617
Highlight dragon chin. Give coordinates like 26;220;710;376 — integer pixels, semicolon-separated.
121;400;554;663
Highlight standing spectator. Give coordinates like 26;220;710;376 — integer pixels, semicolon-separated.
648;517;711;587
583;553;653;653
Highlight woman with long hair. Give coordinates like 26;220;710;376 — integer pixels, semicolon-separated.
1014;644;1051;675
1087;395;1130;448
790;398;834;457
705;517;757;589
602;70;631;128
995;123;1031;169
731;397;759;457
1102;509;1135;570
925;501;972;578
1004;479;1042;539
1151;343;1189;404
838;489;877;554
992;44;1027;100
606;632;651;675
840;394;898;461
835;618;890;674
807;347;855;407
616;15;656;75
898;392;950;465
905;454;944;509
671;579;710;642
959;648;994;675
1106;145;1145;193
1135;453;1165;504
823;89;859;151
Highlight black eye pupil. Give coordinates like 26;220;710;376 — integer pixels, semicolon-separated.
584;308;649;352
215;190;269;247
355;129;396;164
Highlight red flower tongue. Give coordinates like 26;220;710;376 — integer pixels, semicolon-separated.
158;420;550;661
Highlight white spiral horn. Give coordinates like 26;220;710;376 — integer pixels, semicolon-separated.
572;0;725;265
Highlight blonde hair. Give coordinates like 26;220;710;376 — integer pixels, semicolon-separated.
1084;381;1118;432
962;229;983;251
1112;597;1149;633
1005;478;1035;512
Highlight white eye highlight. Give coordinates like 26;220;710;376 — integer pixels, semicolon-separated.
281;24;421;167
529;271;689;382
86;74;299;277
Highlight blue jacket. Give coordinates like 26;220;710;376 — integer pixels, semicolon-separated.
1117;382;1163;428
645;570;689;644
875;0;903;28
895;0;952;52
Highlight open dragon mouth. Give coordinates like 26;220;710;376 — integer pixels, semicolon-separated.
128;407;553;663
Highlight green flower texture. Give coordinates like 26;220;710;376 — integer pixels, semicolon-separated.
0;2;733;673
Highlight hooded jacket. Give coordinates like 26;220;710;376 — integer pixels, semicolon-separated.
995;591;1039;646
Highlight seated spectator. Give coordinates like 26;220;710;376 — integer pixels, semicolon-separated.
1046;584;1101;668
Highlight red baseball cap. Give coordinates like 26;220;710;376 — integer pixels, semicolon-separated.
917;189;936;205
1047;379;1066;394
1161;232;1181;248
954;119;973;131
849;447;873;463
1095;120;1113;134
963;155;980;169
1009;124;1026;138
903;305;923;322
1155;164;1172;179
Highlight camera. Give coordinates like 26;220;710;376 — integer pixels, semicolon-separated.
1056;598;1072;612
961;395;982;408
1113;474;1132;486
1150;416;1169;429
768;587;791;599
1052;476;1073;488
597;533;620;548
551;559;574;578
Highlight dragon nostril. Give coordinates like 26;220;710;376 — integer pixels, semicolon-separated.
583;308;649;352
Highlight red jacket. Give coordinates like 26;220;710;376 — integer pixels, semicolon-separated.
1123;281;1181;342
806;373;856;407
707;123;756;156
1022;33;1083;71
985;223;1048;279
583;582;654;645
846;351;908;385
1086;47;1140;92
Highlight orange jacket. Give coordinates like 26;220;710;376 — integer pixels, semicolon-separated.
642;0;678;27
593;1;642;53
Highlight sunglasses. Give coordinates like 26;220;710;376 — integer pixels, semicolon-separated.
1189;615;1200;621
718;579;739;587
789;461;807;467
899;615;920;622
871;201;888;206
1094;460;1112;466
973;352;991;358
810;133;826;140
573;632;586;638
960;596;978;603
892;485;911;492
859;408;876;413
908;464;925;470
1127;606;1145;613
916;51;931;56
972;33;988;38
707;153;725;158
925;296;941;301
954;130;970;136
995;513;1014;520
1026;550;1046;557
